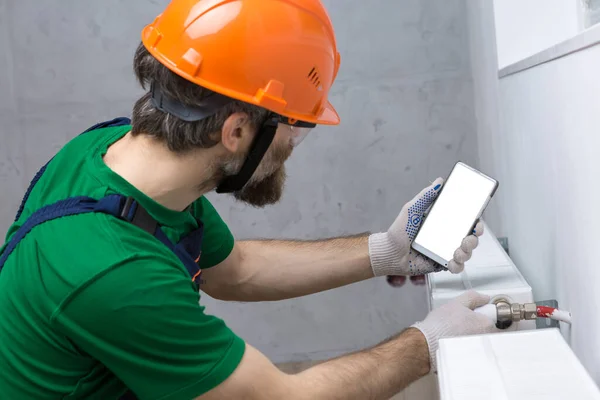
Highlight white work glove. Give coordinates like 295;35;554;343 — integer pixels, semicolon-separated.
411;290;498;371
368;178;484;276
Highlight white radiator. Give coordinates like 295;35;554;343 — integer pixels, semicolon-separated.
427;221;535;331
404;222;599;399
437;329;600;399
404;221;536;399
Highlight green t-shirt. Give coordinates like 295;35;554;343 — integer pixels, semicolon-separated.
0;125;244;399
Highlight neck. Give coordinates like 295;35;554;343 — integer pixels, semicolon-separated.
103;132;219;211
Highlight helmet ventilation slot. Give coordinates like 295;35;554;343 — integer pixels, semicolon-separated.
307;67;322;90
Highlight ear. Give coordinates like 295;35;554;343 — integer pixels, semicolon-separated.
220;112;254;154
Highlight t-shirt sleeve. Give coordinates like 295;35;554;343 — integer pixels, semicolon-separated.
193;196;234;269
51;256;245;400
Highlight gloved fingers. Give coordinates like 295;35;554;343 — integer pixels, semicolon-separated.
408;251;437;275
402;178;444;241
474;314;501;333
455;290;490;309
406;177;444;212
460;235;478;254
453;246;471;265
473;220;484;236
433;264;446;272
447;234;479;273
446;259;464;274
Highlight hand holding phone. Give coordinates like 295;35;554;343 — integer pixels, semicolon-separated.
369;171;488;277
411;162;498;268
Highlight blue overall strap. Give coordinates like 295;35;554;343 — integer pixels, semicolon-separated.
2;115;200;400
0;194;203;400
118;196;204;284
0;194;204;285
13;117;132;222
1;196;105;269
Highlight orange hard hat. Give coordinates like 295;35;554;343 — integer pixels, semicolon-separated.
141;0;341;125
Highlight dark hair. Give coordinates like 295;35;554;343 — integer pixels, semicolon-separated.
131;42;269;153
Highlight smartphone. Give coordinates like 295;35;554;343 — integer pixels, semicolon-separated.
411;162;498;268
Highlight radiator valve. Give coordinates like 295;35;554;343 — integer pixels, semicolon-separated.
475;299;571;329
497;301;537;323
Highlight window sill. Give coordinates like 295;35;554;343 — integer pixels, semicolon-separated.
499;23;600;78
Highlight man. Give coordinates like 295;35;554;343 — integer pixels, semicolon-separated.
0;1;497;399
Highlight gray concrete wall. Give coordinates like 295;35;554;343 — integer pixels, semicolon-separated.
0;0;478;363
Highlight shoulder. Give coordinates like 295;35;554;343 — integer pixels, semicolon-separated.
26;211;189;305
59;123;130;159
193;195;222;220
49;228;246;399
54;243;200;317
193;196;235;269
46;211;210;333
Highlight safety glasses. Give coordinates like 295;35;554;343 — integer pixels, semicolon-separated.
274;115;316;147
152;84;315;147
150;84;317;193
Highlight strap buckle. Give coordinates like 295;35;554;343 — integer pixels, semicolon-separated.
119;196;136;221
119;196;158;235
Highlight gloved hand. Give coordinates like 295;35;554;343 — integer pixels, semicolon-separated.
368;178;484;276
411;290;498;371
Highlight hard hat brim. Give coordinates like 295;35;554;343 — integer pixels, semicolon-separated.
315;101;340;125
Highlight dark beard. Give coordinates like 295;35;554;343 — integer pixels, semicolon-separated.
233;165;286;207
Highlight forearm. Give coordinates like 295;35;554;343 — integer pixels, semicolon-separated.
200;291;495;400
200;328;430;400
231;236;374;301
293;327;430;400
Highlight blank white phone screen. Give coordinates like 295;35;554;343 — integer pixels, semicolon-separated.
413;163;496;263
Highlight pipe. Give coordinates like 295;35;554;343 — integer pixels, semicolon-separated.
536;306;572;324
474;301;572;328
